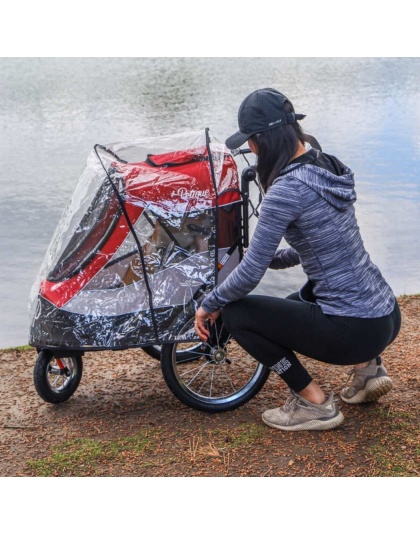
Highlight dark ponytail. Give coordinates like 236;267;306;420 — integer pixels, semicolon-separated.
251;100;305;193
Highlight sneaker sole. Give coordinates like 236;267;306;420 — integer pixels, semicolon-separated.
340;376;393;404
262;411;344;431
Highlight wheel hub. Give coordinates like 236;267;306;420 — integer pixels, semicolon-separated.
210;347;227;363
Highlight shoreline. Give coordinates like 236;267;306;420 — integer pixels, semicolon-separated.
4;294;419;352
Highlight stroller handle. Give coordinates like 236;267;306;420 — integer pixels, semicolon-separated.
229;147;252;156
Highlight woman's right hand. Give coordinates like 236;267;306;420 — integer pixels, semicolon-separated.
194;306;221;341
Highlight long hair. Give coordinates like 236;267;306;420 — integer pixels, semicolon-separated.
251;100;305;193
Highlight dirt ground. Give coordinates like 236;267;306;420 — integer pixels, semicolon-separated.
0;295;418;477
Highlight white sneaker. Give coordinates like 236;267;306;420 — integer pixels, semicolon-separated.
340;357;393;404
262;390;344;431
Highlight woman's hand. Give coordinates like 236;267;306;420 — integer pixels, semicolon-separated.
194;306;221;341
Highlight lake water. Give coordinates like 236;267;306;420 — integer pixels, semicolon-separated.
0;57;419;348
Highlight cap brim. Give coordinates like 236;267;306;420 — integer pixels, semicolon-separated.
225;130;251;150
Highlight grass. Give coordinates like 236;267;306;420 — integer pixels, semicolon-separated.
226;423;265;448
25;424;266;477
368;408;419;477
26;432;154;476
199;422;266;452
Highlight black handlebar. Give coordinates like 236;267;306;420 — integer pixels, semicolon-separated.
240;165;258;248
230;147;252;156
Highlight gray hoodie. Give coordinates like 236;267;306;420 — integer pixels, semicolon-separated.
202;149;396;318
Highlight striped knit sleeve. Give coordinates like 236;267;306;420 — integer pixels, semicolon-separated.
269;247;300;269
201;177;303;313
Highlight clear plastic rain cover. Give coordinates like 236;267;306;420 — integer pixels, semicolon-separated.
29;129;242;350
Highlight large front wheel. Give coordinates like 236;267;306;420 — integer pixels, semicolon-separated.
160;317;270;413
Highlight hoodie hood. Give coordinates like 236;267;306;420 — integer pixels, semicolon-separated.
284;150;357;211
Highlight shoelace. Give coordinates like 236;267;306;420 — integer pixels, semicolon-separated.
344;368;356;387
283;391;299;410
284;390;338;409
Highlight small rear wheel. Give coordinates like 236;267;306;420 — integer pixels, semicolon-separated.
161;317;270;413
33;350;83;404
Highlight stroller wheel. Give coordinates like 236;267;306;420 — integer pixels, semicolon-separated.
160;317;271;413
142;345;162;360
142;343;209;363
33;350;83;404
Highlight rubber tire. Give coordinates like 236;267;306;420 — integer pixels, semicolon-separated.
142;345;161;360
33;350;83;404
160;340;271;413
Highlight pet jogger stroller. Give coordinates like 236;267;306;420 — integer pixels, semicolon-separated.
28;129;270;412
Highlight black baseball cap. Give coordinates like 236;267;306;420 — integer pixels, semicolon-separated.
225;88;306;149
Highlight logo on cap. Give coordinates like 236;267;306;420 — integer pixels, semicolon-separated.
268;119;283;127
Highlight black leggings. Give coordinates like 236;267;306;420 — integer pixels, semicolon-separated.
222;293;401;392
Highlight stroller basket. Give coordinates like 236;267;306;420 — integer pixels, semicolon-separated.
29;129;242;350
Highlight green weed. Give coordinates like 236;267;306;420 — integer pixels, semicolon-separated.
368;410;419;476
27;433;153;476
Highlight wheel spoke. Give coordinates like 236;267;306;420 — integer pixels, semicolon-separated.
51;372;61;388
46;358;75;392
213;322;220;346
202;340;215;351
180;359;213;386
218;364;238;395
196;365;215;397
208;363;216;398
177;349;208;359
